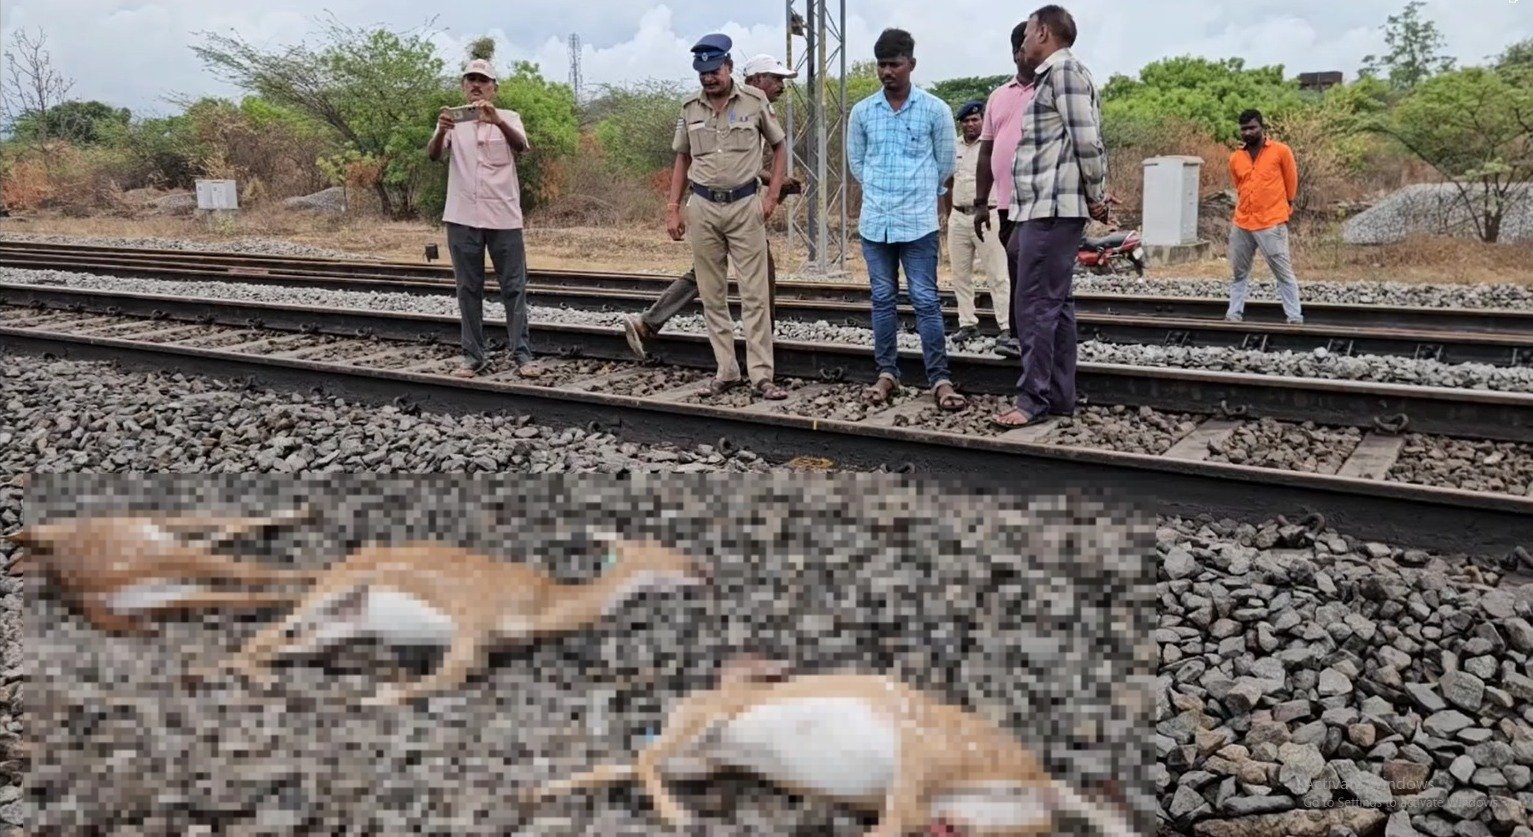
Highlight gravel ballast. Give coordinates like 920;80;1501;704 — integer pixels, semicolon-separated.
1153;515;1533;837
1041;406;1203;457
1074;342;1533;394
1076;274;1533;310
8;323;1533;497
1206;419;1365;474
15;474;1155;834
0;360;788;477
7;230;1530;309
1386;434;1533;495
5;352;1533;834
8;267;1533;393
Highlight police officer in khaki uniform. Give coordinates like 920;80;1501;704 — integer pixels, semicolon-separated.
624;54;800;362
667;34;789;400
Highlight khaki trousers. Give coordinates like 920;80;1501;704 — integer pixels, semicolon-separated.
687;193;774;384
947;207;1010;331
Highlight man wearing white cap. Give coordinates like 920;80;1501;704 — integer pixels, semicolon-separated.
427;56;543;379
623;53;799;361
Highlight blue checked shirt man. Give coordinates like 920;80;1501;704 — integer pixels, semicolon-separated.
848;27;967;412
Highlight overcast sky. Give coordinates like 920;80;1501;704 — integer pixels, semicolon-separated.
1;1;1527;117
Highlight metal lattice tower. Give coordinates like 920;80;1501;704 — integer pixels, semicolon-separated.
568;34;583;104
783;0;849;278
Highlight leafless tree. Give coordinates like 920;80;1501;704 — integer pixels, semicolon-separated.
3;27;76;143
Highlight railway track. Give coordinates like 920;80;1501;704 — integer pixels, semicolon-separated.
4;241;1533;367
3;284;1530;556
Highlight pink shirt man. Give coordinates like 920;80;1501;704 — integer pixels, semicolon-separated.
979;77;1037;211
441;108;530;230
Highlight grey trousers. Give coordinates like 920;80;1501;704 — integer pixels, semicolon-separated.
1227;223;1304;323
639;250;777;333
446;222;534;365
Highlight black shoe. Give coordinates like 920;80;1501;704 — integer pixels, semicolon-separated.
951;325;979;342
994;335;1021;358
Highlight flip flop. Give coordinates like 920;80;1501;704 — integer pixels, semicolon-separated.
990;408;1055;429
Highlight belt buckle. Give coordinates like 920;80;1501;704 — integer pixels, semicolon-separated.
711;188;730;203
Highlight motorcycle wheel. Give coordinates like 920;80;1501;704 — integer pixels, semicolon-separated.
1130;255;1146;277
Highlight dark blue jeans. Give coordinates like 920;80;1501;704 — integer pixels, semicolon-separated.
860;231;951;387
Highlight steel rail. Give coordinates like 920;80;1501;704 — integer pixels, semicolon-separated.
2;311;1528;557
3;240;1531;334
4;282;1533;445
2;249;1531;367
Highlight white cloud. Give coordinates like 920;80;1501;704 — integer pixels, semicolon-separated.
1;0;1528;115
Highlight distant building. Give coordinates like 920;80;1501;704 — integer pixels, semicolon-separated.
1298;71;1344;92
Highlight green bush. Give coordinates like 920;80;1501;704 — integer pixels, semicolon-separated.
1102;56;1307;142
589;80;689;178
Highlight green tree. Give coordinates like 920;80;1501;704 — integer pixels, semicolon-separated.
1359;1;1454;91
192;17;449;217
497;62;578;201
926;75;1010;111
193;21;575;219
589;80;689;176
238;96;331;138
1370;67;1533;242
1101;56;1306;143
115;114;203;187
844;60;883;106
1495;37;1533;85
11;100;131;145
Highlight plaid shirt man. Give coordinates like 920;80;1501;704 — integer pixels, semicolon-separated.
1008;47;1106;221
848;86;957;243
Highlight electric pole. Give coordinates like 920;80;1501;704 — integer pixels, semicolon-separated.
783;0;849;278
568;33;583;104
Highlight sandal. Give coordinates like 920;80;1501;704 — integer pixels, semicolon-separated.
754;380;788;401
451;358;487;379
933;382;968;412
622;315;651;360
862;373;898;405
990;407;1054;429
701;378;742;397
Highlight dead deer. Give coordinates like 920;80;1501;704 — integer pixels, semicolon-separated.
214;537;711;706
4;507;319;635
524;654;1141;837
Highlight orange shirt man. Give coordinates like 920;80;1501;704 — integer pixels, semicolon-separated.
1225;109;1304;324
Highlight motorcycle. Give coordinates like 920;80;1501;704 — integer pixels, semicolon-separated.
1076;226;1146;277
